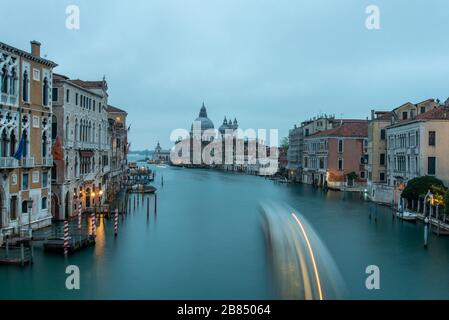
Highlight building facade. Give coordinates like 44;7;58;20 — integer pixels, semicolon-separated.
287;115;341;182
386;106;449;205
106;105;128;203
0;41;57;242
52;74;111;219
303;120;368;190
367;99;439;204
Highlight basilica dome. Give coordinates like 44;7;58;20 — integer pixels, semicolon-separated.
192;103;214;132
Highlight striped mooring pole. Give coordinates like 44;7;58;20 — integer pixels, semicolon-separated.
64;220;69;256
91;212;96;237
114;208;119;236
78;203;82;230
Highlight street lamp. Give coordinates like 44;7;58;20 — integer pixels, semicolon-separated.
27;199;33;238
99;190;103;214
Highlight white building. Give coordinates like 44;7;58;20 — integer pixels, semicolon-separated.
51;74;110;219
386;106;449;205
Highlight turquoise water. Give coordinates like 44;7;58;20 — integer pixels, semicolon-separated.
2;161;449;299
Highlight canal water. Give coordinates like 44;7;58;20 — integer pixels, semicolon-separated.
2;161;449;299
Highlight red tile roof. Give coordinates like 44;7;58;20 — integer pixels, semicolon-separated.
416;106;449;120
307;120;368;138
107;105;127;114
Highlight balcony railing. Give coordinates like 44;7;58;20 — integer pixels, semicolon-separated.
0;157;19;169
42;157;53;167
21;157;35;168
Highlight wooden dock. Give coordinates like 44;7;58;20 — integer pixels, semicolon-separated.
0;242;33;266
43;235;95;254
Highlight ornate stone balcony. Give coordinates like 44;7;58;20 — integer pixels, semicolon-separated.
0;157;19;169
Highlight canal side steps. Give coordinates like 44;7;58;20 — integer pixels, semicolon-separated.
42;219;95;255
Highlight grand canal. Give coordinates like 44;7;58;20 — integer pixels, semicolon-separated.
2;161;449;299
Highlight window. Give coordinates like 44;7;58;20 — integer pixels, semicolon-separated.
42;172;48;188
429;131;436;146
51;115;57;139
380;172;385;181
9;131;16;157
32;69;40;81
428;157;436;175
75;93;78;105
66;89;70;103
402;111;408;120
42;197;48;210
43;77;49;106
338;158;343;171
21;201;28;214
9;196;17;220
304;157;308;168
420;106;426;114
380;129;386;140
360;171;365;179
22;70;29;102
32;171;39;183
22;173;29;190
338;140;343;153
380;153;386;166
52;88;58;102
319;158;324;169
1;65;8;94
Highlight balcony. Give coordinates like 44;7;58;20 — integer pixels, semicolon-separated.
42;157;53;167
21;157;35;168
0;157;19;169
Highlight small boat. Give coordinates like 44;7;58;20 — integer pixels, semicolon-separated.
396;210;417;222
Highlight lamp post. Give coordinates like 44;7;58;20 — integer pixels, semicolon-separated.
99;190;103;215
27;199;33;238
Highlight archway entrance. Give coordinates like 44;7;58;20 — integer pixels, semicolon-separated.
51;194;60;220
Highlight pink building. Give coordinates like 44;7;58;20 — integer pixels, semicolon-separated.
302;120;368;190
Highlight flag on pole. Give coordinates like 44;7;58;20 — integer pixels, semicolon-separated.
13;135;26;160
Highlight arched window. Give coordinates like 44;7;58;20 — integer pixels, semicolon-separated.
65;156;69;178
98;124;101;144
1;65;8;94
9;131;16;157
42;131;48;157
22;70;29;102
51;162;57;182
65;117;69;140
22;130;28;157
75;156;78;177
75;119;78;142
43;77;49;106
10;67;17;95
0;130;8;157
51;115;57;140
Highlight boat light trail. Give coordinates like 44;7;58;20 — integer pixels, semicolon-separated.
291;213;324;300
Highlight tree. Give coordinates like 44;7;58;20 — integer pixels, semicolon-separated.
401;176;446;202
281;137;289;149
346;171;358;181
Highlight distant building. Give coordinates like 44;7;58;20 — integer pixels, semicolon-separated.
303;120;368;191
287;115;344;182
152;142;170;163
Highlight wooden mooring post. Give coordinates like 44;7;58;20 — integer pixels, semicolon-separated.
20;243;25;267
147;194;150;216
154;193;157;214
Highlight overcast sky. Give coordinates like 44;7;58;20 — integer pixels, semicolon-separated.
2;0;449;150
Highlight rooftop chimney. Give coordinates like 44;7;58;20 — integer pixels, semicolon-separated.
30;40;41;57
